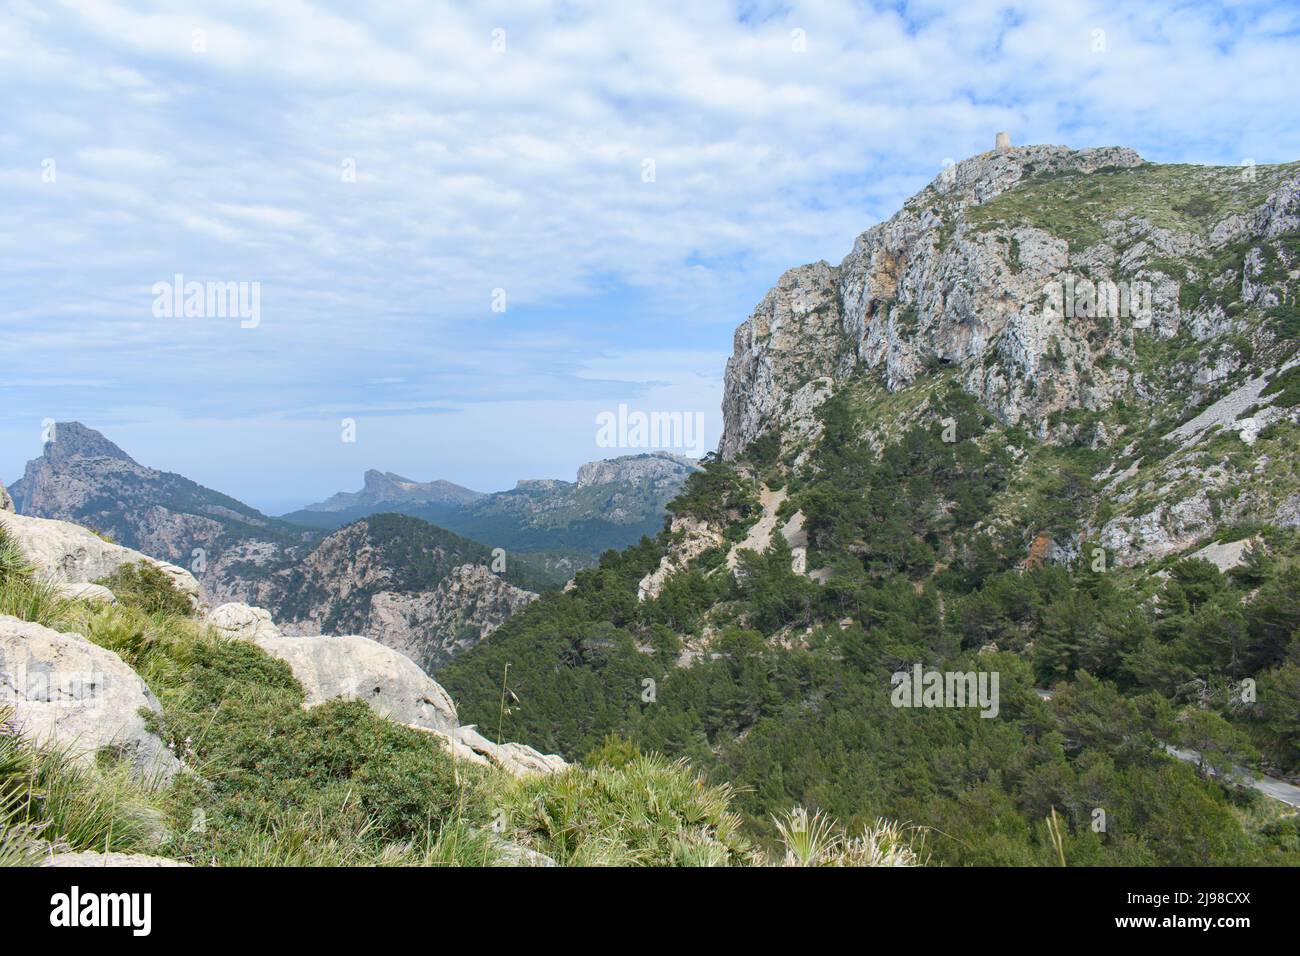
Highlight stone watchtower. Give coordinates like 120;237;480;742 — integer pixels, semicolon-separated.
995;131;1012;150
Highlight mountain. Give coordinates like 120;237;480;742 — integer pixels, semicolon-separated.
216;512;539;671
291;469;485;515
8;422;313;577
437;142;1300;866
284;451;700;561
8;424;696;666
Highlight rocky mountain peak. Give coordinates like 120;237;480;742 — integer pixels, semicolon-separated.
42;421;137;465
576;452;699;488
720;144;1298;459
300;470;484;513
915;143;1144;217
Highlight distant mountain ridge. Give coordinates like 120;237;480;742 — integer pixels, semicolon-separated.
282;451;700;561
8;423;698;666
297;469;485;514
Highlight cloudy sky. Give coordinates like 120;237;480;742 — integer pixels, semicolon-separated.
3;0;1298;513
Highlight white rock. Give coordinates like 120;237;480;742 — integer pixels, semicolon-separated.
207;602;281;641
0;512;202;609
53;582;117;605
1188;537;1258;572
0;481;12;513
637;515;724;601
0;614;182;784
727;486;788;572
454;724;569;777
253;633;459;735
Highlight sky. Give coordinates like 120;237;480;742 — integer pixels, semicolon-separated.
3;0;1299;514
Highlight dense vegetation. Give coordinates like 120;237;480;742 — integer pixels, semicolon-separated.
0;526;886;866
439;382;1300;865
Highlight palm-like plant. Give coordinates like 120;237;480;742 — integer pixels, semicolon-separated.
772;806;926;867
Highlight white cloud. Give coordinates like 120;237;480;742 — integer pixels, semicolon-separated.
3;0;1299;498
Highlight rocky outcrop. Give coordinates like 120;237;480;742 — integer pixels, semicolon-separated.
2;505;565;796
455;724;570;776
53;582;117;604
0;480;12;513
207;602;281;641
245;627;567;777
719;145;1299;458
0;511;202;608
781;510;809;575
466;452;699;532
1187;537;1259;572
0;615;182;783
576;451;698;490
638;515;725;601
252;633;460;735
727;487;788;572
366;563;538;671
206;595;569;777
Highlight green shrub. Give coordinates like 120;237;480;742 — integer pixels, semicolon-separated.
152;639;489;864
496;753;755;866
95;562;194;617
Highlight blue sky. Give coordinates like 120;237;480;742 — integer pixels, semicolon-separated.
3;0;1299;514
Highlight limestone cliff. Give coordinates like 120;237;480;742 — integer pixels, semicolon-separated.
721;144;1300;459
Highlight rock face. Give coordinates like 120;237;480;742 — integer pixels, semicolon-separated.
0;480;13;513
0;615;182;783
0;511;202;607
719;145;1300;458
366;563;538;671
638;516;725;601
253;633;461;735
217;515;535;666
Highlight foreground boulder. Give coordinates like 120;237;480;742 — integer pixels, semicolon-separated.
253;633;460;735
0;511;202;608
224;603;569;776
0;615;182;783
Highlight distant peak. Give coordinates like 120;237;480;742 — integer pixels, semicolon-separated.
43;422;136;465
363;469;415;487
576;451;700;488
